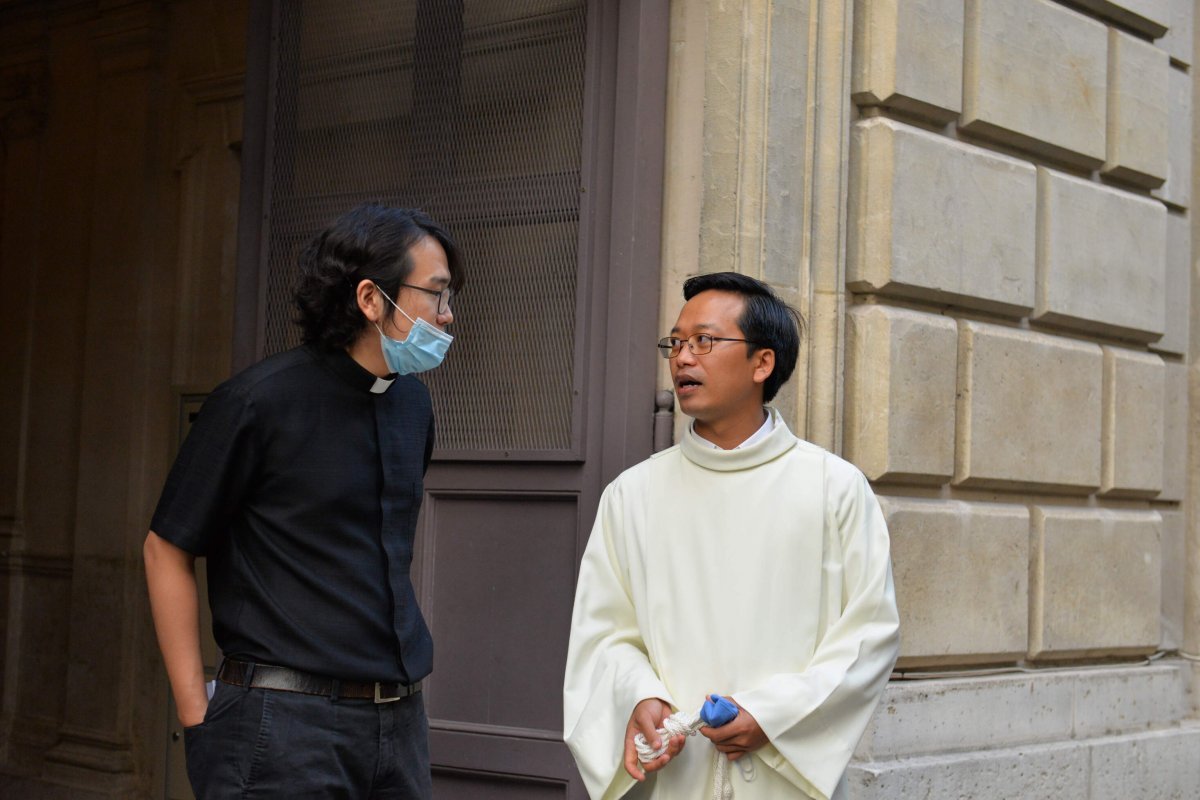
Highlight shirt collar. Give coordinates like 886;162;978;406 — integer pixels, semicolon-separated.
310;345;397;394
693;407;774;450
680;407;796;472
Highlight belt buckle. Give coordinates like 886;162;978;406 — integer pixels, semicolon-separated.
374;682;401;704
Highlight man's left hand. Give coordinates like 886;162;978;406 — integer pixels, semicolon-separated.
698;698;768;760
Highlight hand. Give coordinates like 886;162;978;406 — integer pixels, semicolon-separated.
177;697;208;729
699;698;768;760
623;697;686;781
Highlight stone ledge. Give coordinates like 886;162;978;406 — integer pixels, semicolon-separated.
849;723;1200;800
849;737;1089;798
1070;0;1170;39
1090;724;1200;799
857;661;1193;761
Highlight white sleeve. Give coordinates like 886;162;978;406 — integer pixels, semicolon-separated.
563;482;675;800
733;463;900;800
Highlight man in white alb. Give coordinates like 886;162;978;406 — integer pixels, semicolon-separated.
563;272;900;799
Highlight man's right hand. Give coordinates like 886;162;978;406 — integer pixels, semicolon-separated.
623;697;685;781
178;697;208;729
144;531;210;732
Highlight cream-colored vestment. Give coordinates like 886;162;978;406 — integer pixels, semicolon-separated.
563;410;900;799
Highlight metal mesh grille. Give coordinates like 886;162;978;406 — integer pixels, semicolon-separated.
262;0;586;453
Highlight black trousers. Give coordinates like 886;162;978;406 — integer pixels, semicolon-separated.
184;680;432;799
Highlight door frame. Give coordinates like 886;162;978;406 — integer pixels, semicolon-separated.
230;2;669;797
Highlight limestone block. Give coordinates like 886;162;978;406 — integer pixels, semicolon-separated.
857;662;1192;760
962;0;1107;168
1035;168;1167;341
1159;510;1186;651
880;497;1028;663
1153;211;1191;356
1156;513;1185;657
844;305;956;483
1160;362;1188;501
956;321;1101;492
1103;31;1168;188
1070;0;1170;39
1152;65;1191;208
1159;0;1193;66
1090;726;1200;800
1073;662;1192;737
1029;507;1161;658
848;740;1090;800
848;118;1036;316
1101;348;1165;497
852;0;963;122
855;671;1076;760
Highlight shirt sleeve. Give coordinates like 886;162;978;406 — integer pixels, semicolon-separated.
563;480;675;800
423;414;435;475
149;382;259;556
732;460;900;800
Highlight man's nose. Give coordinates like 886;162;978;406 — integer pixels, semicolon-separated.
673;342;698;366
437;304;454;326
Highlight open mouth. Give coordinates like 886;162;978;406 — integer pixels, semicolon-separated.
675;376;702;395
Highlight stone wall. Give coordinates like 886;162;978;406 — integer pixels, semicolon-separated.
660;0;1198;796
844;0;1198;794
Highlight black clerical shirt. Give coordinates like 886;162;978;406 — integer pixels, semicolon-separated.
151;345;434;684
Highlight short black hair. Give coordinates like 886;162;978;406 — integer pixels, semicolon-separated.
682;271;803;402
293;204;464;351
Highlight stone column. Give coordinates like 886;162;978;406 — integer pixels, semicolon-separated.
659;0;852;449
42;2;172;793
1189;345;1200;710
0;46;48;759
0;53;46;544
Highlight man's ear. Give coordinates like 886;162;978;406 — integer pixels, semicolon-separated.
355;280;382;323
752;348;775;386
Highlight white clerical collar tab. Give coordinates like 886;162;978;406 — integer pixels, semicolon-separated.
370;376;395;394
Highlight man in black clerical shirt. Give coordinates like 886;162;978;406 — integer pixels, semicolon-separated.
144;204;463;799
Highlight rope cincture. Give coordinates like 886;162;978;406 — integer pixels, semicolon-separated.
633;698;756;800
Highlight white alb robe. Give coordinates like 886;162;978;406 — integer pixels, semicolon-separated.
563;409;900;799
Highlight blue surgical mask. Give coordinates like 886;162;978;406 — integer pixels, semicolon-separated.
374;285;453;375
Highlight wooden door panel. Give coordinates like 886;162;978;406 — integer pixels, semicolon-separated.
418;493;577;733
434;769;569;799
431;727;579;793
231;2;666;797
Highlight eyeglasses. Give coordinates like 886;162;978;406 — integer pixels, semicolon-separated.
657;334;757;359
400;282;454;314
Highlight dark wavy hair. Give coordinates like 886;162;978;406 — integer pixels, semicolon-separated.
682;272;803;402
293;204;464;351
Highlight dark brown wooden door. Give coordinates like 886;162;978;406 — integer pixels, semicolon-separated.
235;1;668;796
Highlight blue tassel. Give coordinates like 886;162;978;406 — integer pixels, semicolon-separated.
700;693;739;727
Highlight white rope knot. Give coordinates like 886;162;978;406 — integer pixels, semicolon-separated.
633;710;703;761
633;710;755;800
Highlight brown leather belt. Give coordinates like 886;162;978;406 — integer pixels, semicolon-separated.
217;659;421;703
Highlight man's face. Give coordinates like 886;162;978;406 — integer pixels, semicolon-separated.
382;235;454;338
668;290;767;425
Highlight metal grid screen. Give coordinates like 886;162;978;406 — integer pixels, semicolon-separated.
262;0;586;453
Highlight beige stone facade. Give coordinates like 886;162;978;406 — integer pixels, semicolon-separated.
0;0;1196;797
660;0;1199;795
